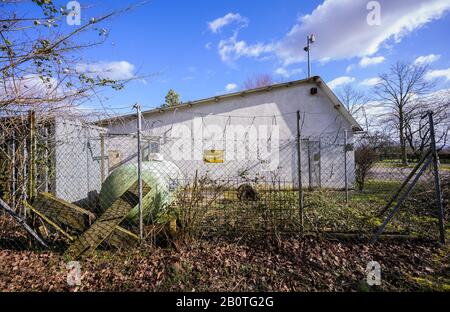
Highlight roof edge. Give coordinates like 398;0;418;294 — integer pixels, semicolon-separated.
96;76;318;126
96;75;363;132
313;76;364;132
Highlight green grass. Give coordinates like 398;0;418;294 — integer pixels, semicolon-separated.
378;160;450;171
180;179;446;240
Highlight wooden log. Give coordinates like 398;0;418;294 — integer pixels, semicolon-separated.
33;192;96;232
24;201;74;241
32;192;139;249
65;181;150;259
104;226;139;249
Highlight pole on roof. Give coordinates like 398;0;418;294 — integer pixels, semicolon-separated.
304;34;315;78
134;103;144;241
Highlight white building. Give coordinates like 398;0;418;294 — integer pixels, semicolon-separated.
99;76;362;189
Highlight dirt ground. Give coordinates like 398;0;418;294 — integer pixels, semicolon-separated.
0;236;448;292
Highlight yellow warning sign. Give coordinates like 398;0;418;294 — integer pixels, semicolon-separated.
203;150;224;163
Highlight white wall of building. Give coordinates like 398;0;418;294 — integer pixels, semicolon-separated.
53;119;105;204
104;82;356;188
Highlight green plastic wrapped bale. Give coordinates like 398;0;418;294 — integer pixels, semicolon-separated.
99;160;183;224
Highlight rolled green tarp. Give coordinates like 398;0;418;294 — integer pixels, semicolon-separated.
99;160;184;224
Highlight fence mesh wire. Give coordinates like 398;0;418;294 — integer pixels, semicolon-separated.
0;112;448;258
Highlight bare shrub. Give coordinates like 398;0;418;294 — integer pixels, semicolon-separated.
355;146;379;191
175;172;224;240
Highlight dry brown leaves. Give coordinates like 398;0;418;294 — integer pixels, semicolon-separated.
0;236;447;292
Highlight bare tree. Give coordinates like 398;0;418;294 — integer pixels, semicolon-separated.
0;0;142;118
374;61;435;165
336;84;370;131
0;1;143;210
404;91;450;156
242;74;274;90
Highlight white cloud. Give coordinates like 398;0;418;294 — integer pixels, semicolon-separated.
358;100;392;130
218;33;274;63
278;0;450;65
359;56;385;67
364;101;390;116
275;67;289;77
360;77;381;86
414;54;441;65
218;0;450;65
205;42;213;50
225;83;238;92
345;64;354;73
318;57;331;65
327;76;355;89
75;61;135;80
275;67;303;78
208;13;249;33
425;67;450;80
0;74;58;98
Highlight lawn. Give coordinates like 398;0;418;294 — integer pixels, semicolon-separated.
179;179;447;241
378;160;450;172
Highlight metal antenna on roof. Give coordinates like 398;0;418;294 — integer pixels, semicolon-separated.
304;34;315;78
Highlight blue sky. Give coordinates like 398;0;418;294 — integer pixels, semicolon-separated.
41;0;450;113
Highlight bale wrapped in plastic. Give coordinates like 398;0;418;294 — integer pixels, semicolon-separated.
98;160;184;224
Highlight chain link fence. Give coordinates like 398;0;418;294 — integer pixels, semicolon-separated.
0;111;448;258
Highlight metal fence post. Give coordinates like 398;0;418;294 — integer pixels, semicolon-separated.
344;130;348;203
28;110;36;200
372;156;433;243
100;133;105;183
22;140;28;218
134;103;144;241
43;126;49;193
10;130;16;211
307;138;312;189
296;111;304;233
428;111;445;244
318;137;322;188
